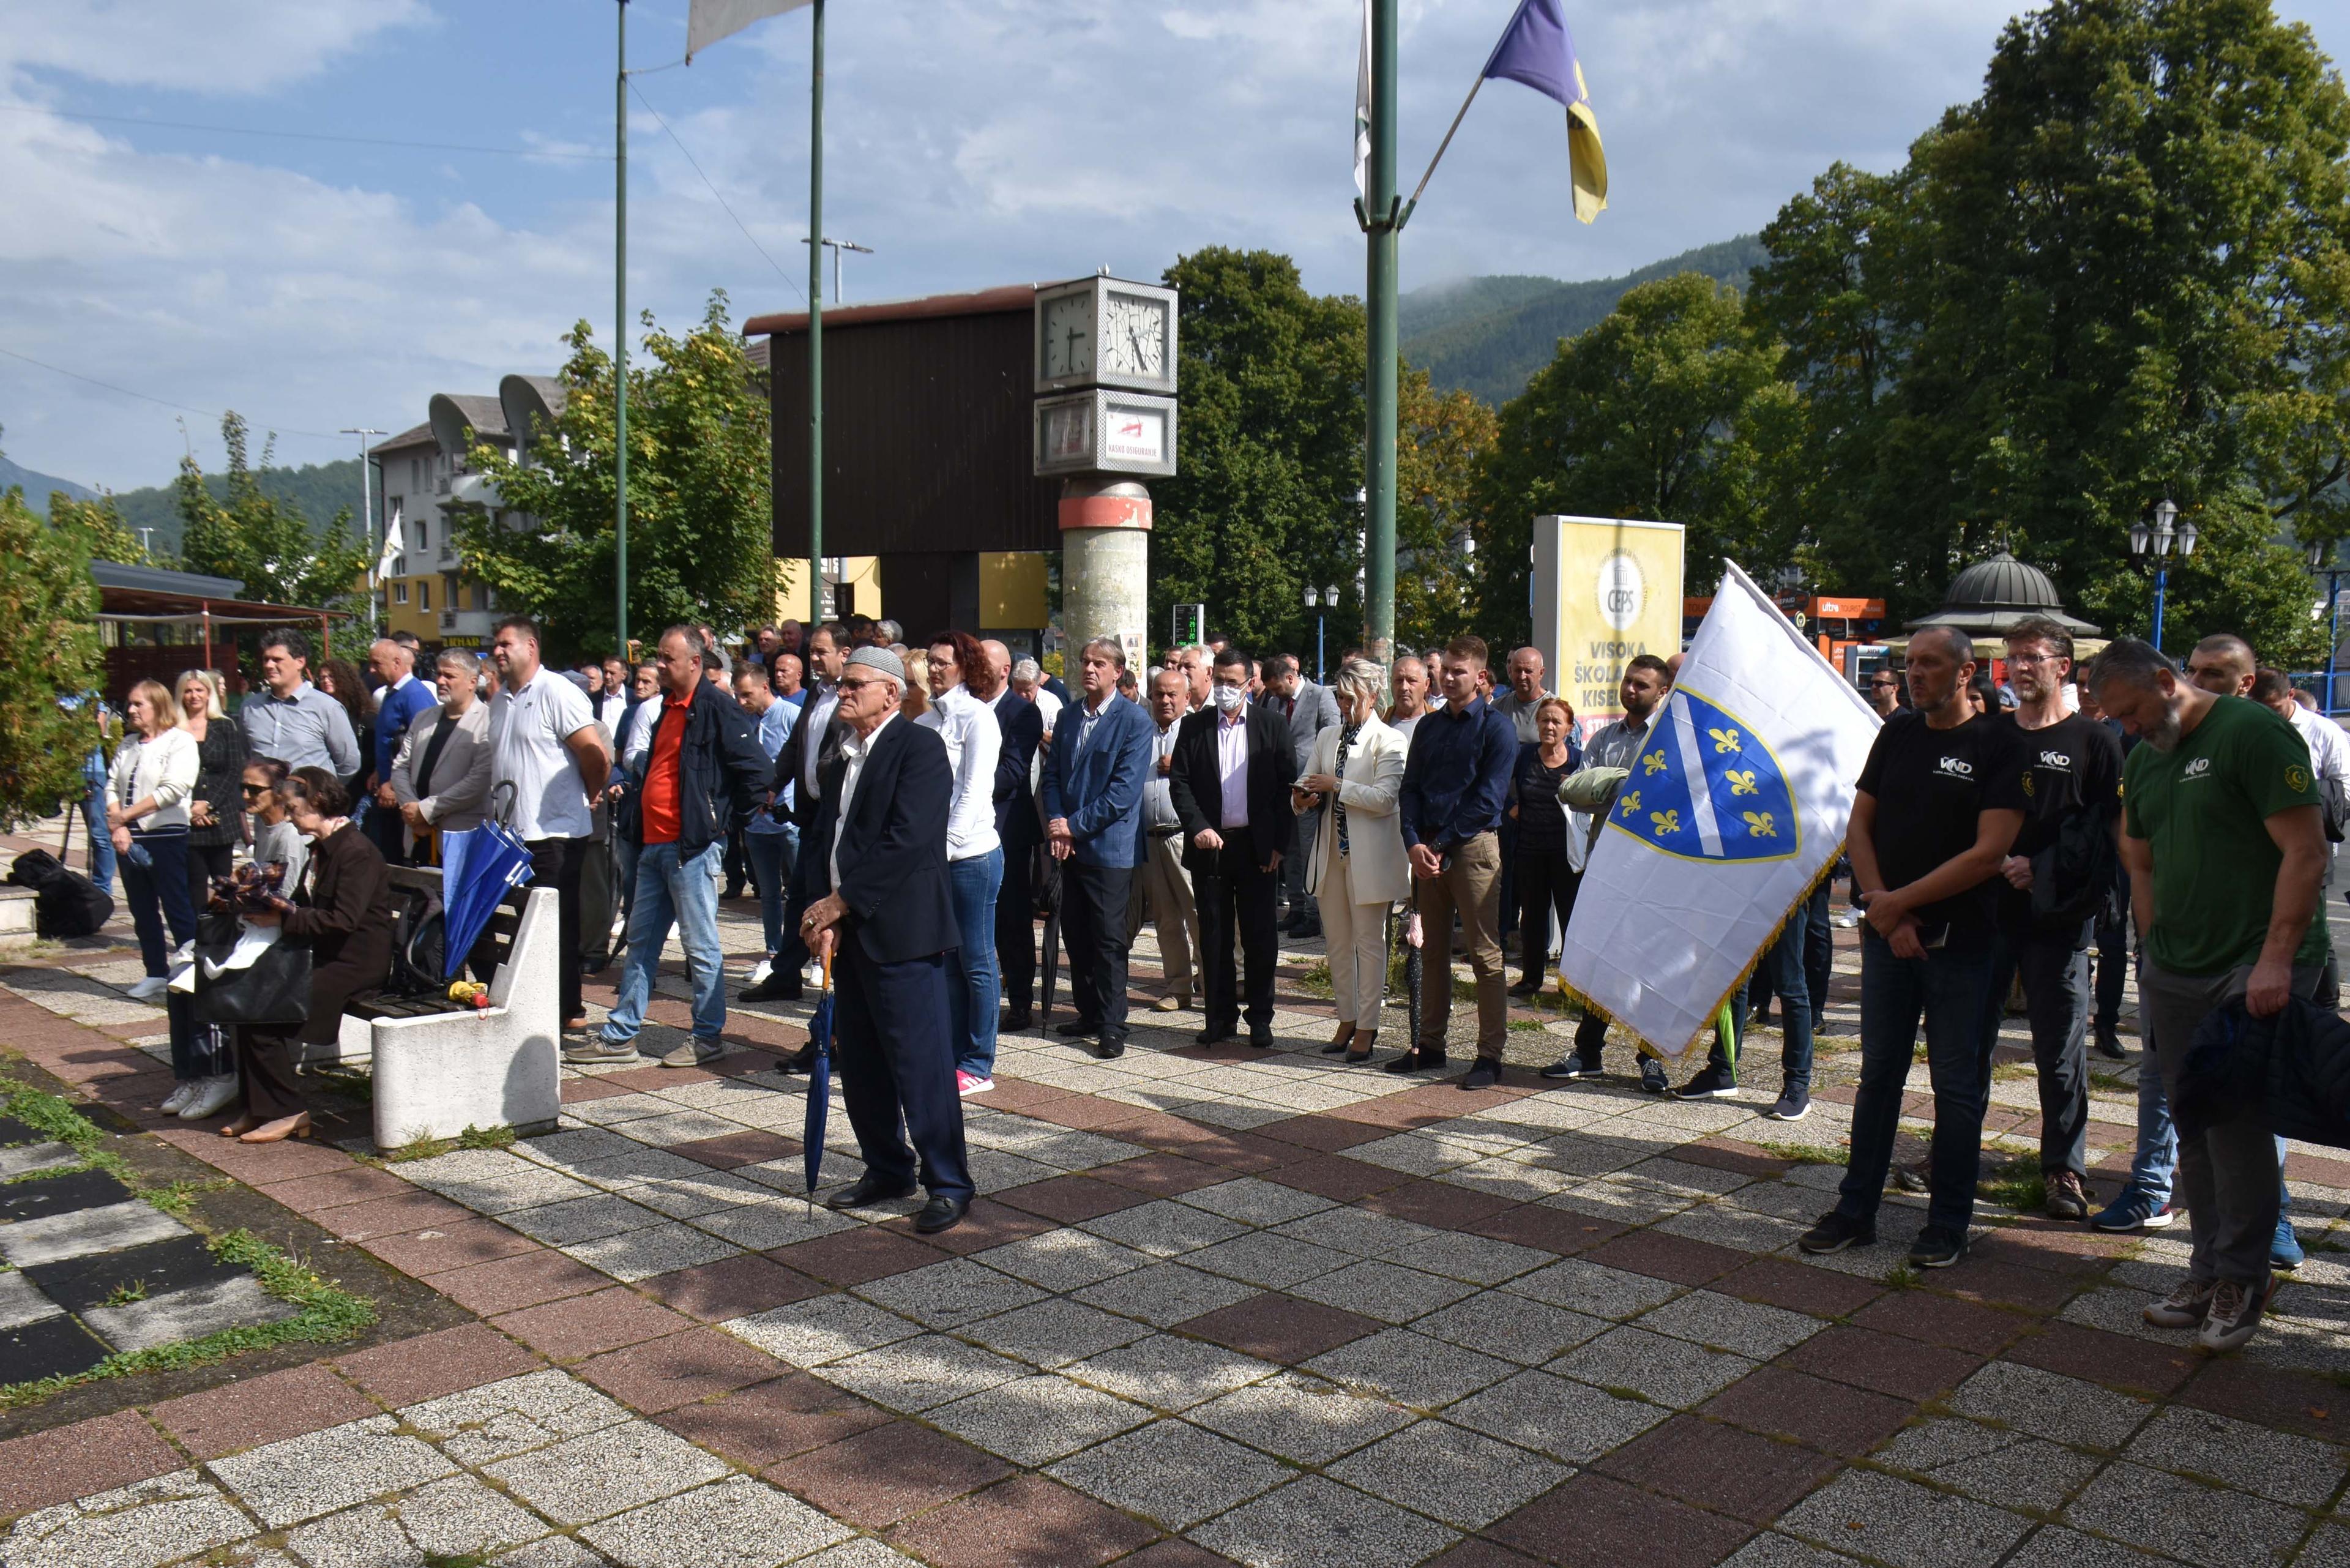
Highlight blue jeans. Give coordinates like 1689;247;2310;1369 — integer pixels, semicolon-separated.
122;832;214;1078
84;758;115;892
602;840;726;1045
2127;1040;2180;1205
745;827;798;957
946;848;1003;1078
1838;931;1997;1236
1712;907;1814;1094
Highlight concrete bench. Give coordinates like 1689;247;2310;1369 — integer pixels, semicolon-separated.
337;868;562;1151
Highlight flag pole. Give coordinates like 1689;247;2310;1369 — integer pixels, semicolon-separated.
806;0;825;625
1362;0;1399;666
615;0;631;659
1398;75;1483;229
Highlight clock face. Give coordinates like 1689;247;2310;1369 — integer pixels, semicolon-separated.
1103;294;1168;379
1042;293;1093;381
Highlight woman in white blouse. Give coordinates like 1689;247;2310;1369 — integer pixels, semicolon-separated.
916;632;1006;1097
110;680;200;996
1292;657;1409;1064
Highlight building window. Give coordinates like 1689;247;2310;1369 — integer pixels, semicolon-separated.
409;458;422;490
417;521;428;551
394;581;408;605
420;581;431;611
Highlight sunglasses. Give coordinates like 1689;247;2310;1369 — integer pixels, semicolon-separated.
241;783;272;796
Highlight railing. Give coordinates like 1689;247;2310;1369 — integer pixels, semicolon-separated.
435;476;451;495
441;611;458;630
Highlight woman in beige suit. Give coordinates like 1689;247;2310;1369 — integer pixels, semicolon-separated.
1293;656;1409;1064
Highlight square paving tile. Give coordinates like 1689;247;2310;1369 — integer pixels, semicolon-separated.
2121;1403;2348;1506
1778;1468;2032;1568
485;1417;732;1525
1384;1231;1554;1286
1329;1419;1570;1529
335;1321;545;1407
994;1174;1154;1224
1187;1371;1416;1463
765;1422;1013;1529
1272;1206;1444;1259
2001;1525;2176;1568
579;1474;851;1568
1633;1289;1824;1361
882;1474;1160;1568
494;1285;694;1361
565;1220;744;1281
282;1473;548;1566
1048;1417;1291;1529
1073;1261;1261;1327
1701;1366;1915;1458
855;1257;1050;1328
401;1368;634;1465
971;1228;1154;1292
1488;1471;1754;1568
1178;1177;1337;1226
927;1373;1155;1465
1185;1230;1356;1291
1291;1260;1479;1324
1505;1258;1681;1320
0;1469;255;1568
1191;1474;1460;1568
1412;1290;1608;1367
502;1193;669;1246
958;1296;1155;1369
1078;1197;1254;1256
1780;1323;1985;1403
1871;1417;2102;1513
691;1201;859;1251
577;1325;788;1413
770;1225;948;1286
1551;1324;1755;1409
151;1362;378;1460
1445;1368;1668;1463
206;1414;460;1527
1305;1327;1520;1409
1592;1414;1840;1526
638;1252;827;1323
815;1332;1028;1414
1065;1332;1278;1411
360;1217;542;1280
653;1373;889;1470
1179;1290;1384;1364
2062;1458;2313;1566
726;1292;922;1366
1949;1361;2155;1452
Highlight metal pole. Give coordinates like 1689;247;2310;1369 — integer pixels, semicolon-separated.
2152;567;2166;654
1362;0;1399;666
2329;567;2341;714
615;0;631;659
806;0;826;627
1317;611;1326;684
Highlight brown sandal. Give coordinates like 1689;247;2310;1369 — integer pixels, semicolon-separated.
219;1115;261;1138
239;1113;312;1143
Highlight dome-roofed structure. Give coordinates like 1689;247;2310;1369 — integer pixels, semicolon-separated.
1904;550;2100;638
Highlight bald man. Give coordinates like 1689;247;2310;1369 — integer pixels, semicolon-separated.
366;637;438;860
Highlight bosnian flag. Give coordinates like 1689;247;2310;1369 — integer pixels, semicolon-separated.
1480;0;1609;223
687;0;814;62
1559;563;1880;1059
373;501;404;588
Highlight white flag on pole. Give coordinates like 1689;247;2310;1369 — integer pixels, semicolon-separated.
687;0;814;62
373;501;403;588
1559;561;1881;1061
1353;0;1373;196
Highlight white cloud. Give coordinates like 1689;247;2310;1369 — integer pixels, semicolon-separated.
0;0;430;94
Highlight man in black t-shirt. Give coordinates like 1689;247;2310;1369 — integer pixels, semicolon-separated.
1800;626;2026;1269
1975;617;2122;1222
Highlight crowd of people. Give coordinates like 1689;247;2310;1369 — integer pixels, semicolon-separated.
60;604;2347;1340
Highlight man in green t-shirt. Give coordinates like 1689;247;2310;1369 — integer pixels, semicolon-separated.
2095;638;2329;1353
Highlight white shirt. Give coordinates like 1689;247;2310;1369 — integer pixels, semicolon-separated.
490;668;599;840
1216;709;1251;828
916;685;1002;861
2289;702;2350;786
1144;718;1185;829
830;710;896;892
1031;687;1064;736
801;682;841;799
598;691;629;730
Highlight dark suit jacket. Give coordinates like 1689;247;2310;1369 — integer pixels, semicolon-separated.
988;689;1043;848
808;715;959;965
771;684;846;830
1168;704;1299;876
283;823;394;1045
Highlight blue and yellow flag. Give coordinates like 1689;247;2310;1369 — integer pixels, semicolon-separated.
1481;0;1608;223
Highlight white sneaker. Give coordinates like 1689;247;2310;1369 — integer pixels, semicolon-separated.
125;974;168;1001
747;958;774;987
180;1075;240;1119
159;1082;194;1115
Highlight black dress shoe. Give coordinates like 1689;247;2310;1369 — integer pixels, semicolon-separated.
777;1045;818;1073
1291;919;1322;939
1002;1007;1034;1031
740;974;803;1004
1384;1045;1445;1075
1091;1033;1127;1060
826;1173;919;1210
1248;1028;1274;1050
1054;1018;1102;1037
914;1193;971;1234
1195;1027;1236;1047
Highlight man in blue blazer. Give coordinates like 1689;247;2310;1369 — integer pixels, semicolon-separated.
1041;637;1155;1059
800;648;973;1234
975;640;1045;1030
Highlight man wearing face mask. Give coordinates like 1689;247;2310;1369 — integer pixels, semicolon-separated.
1170;647;1297;1048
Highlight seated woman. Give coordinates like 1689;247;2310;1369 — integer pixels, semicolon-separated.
223;767;393;1143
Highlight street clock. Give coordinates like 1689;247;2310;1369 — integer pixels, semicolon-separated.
1034;277;1179;397
1034;389;1179;479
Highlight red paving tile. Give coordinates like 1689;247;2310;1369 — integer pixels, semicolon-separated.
1092;1152;1240;1197
431;1249;611;1316
1935;1258;2081;1315
767;1226;947;1287
1677;1139;1793;1180
254;1165;415;1214
1713;1258;1881;1320
0;1409;183;1518
1251;1113;1396;1153
2004;1321;2200;1397
994;1173;1154;1223
149;1362;378;1461
656;1375;890;1469
884;1474;1162;1568
1701;1366;1914;1457
575;1326;785;1413
670;1129;802;1169
2179;1356;2348;1443
1592;1414;1840;1524
335;1322;544;1406
1018;1094;1156;1133
1179;1291;1384;1362
493;1286;694;1361
1849;1288;2030;1354
1363;1179;1519;1230
360;1216;540;1277
561;1076;634;1103
1266;1152;1409;1203
638;1253;827;1321
767;1421;1013;1528
1585;1230;1747;1286
884;1198;1059;1257
1469;1204;1627;1256
1969;1225;2129;1276
1487;1471;1753;1567
1780;1324;1984;1402
310;1188;477;1242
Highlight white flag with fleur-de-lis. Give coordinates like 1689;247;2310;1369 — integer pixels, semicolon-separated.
1560;561;1881;1061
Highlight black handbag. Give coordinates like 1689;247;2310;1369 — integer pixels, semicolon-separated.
190;929;313;1026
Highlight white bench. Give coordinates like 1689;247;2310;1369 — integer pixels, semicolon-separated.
335;875;563;1151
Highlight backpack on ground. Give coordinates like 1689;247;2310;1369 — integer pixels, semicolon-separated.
7;849;114;938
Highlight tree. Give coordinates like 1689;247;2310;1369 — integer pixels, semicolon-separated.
452;291;777;658
1471;274;1795;648
175;413;373;615
0;480;105;830
48;490;151;567
1395;365;1497;652
1149;248;1366;657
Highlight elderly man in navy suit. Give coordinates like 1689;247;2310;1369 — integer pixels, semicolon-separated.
1042;637;1155;1059
800;648;973;1234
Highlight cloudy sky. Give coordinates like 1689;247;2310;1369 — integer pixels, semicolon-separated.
2;0;2343;491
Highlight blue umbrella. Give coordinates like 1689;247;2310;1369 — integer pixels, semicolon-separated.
438;790;535;980
803;953;835;1193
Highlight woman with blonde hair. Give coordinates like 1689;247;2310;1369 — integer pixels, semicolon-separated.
1292;656;1409;1064
108;679;209;1096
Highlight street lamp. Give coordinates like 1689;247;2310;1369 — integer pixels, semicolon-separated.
2306;537;2343;715
2128;498;2196;652
1304;583;1341;683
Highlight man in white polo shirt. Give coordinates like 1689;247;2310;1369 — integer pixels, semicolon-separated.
488;615;611;1032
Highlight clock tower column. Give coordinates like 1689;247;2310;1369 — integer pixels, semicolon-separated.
1061;477;1152;671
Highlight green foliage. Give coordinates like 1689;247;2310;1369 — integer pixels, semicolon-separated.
0;471;106;831
95;458;366;561
1395;366;1498;652
176;414;373;618
453;290;777;659
1471;274;1798;647
1151;248;1367;655
47;490;149;566
1401;236;1772;407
